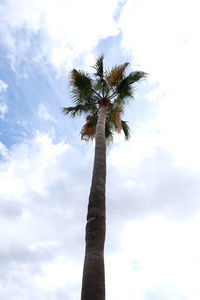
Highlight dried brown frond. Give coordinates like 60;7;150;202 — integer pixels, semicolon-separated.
81;123;96;141
107;63;129;86
110;106;123;133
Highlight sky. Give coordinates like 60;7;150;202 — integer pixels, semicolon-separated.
0;0;200;299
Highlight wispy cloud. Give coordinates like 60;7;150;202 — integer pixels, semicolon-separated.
118;0;200;170
0;0;121;72
0;79;8;93
0;79;8;119
38;103;57;123
0;103;8;119
0;132;90;298
1;129;200;298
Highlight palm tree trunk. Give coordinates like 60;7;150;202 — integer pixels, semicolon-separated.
81;104;107;300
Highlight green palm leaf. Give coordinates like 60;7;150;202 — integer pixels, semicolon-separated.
112;96;130;109
110;70;147;101
62;104;97;117
127;71;147;84
93;55;104;79
70;69;93;102
92;55;108;97
105;121;114;143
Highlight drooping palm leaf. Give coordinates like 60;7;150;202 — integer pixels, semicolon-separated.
109;105;123;133
121;120;131;140
81;115;98;141
81;114;115;143
105;121;114;143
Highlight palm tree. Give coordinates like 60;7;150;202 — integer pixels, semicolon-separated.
62;56;146;300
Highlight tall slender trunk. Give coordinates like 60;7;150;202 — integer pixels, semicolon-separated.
81;104;107;300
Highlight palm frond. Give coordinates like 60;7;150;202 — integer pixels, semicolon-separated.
106;63;129;87
127;71;147;84
112;96;130;109
105;121;114;143
110;70;147;101
93;55;104;79
81;124;96;141
81;115;97;141
70;92;100;106
121;120;131;140
110;106;123;133
70;69;93;101
93;55;108;97
115;77;134;100
62;104;97;118
81;114;115;143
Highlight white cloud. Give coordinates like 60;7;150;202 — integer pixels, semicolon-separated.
119;0;200;82
0;103;8;119
0;142;9;158
106;214;200;300
0;0;121;71
38;103;56;123
0;79;8;118
0;129;200;299
0;133;91;298
36;256;82;290
118;0;200;171
0;79;8;93
0;133;69;198
108;143;200;224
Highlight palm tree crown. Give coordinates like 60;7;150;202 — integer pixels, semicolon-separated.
62;55;147;142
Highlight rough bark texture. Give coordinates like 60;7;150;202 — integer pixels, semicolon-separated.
81;104;107;300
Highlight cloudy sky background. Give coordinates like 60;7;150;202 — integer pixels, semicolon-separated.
0;0;200;299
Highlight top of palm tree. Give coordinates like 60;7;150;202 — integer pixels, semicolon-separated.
62;55;147;142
